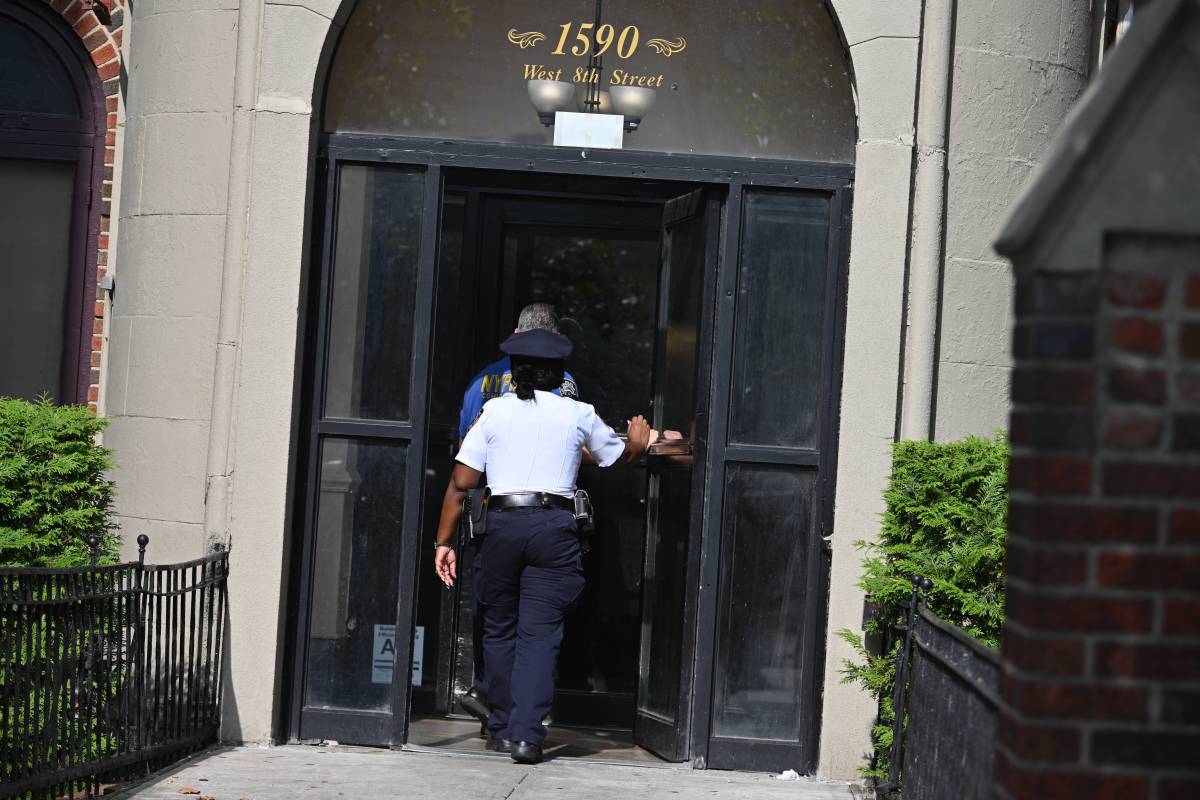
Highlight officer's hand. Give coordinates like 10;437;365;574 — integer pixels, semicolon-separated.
435;546;457;589
627;415;652;448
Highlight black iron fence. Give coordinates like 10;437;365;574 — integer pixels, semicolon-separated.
1;537;228;799
880;579;1001;800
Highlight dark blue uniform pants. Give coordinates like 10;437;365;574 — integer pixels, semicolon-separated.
474;507;585;745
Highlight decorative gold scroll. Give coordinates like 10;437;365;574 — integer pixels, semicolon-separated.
646;36;687;57
507;29;547;49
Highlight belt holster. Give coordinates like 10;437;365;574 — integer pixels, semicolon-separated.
462;487;491;541
573;489;594;554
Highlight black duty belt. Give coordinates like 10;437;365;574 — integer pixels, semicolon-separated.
489;492;575;512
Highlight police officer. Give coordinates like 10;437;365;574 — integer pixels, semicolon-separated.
433;328;652;764
455;303;579;731
457;303;579;440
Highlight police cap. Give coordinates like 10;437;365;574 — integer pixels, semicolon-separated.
500;328;573;359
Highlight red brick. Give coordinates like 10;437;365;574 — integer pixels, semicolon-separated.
91;335;103;351
93;301;105;317
1162;689;1200;725
1162;778;1199;800
1000;626;1085;676
1010;456;1092;495
1015;322;1096;361
1108;272;1167;309
997;710;1080;762
1006;676;1149;721
995;751;1148;800
1097;552;1200;590
1096;642;1200;679
104;130;116;147
1170;509;1200;544
63;2;88;25
1174;413;1200;452
1183;322;1200;360
1010;410;1093;449
1008;588;1154;633
1012;366;1095;408
1007;541;1087;585
1103;461;1200;499
1111;318;1164;355
105;94;119;113
1016;272;1102;315
1164;599;1200;634
1093;729;1200;769
113;28;123;47
1102;410;1162;449
90;351;101;369
1107;367;1167;404
1188;273;1200;308
1180;371;1200;405
82;27;107;52
1009;502;1158;544
87;385;99;403
50;0;74;14
96;58;119;81
74;11;98;36
90;42;117;67
92;318;103;335
106;112;116;130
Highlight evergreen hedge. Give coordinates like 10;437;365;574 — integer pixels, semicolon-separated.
0;396;118;567
838;433;1009;778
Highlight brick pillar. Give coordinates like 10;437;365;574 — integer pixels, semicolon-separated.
998;239;1200;800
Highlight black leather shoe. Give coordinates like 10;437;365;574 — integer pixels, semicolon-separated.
459;688;489;722
511;741;543;764
486;738;513;754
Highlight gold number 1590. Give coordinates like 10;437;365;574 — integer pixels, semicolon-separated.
552;22;640;59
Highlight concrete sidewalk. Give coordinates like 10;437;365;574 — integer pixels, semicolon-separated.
119;745;857;800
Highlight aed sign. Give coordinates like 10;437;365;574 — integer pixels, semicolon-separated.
372;624;424;686
507;21;687;90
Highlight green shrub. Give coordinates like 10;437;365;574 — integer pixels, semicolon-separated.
838;433;1009;779
0;396;118;567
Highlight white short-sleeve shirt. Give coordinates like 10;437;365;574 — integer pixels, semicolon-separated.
456;391;626;498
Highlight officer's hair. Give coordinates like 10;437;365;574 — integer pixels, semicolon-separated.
516;303;560;334
511;356;565;401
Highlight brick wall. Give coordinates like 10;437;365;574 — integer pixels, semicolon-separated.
46;0;126;412
998;237;1200;799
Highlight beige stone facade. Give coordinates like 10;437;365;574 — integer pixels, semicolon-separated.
99;0;1103;779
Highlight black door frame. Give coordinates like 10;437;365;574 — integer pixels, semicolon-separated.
284;133;853;767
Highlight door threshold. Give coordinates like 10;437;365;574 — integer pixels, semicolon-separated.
400;741;688;770
406;716;679;768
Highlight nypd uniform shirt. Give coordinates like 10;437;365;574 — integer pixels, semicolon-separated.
457;356;578;439
456;391;625;498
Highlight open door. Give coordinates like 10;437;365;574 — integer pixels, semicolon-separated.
634;189;720;762
287;155;443;746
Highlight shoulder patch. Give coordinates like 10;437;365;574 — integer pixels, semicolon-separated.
559;378;579;399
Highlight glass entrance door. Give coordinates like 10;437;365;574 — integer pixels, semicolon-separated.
289;158;442;746
289;140;851;768
634;189;720;761
698;189;847;772
417;188;668;730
